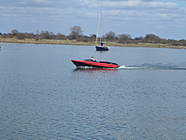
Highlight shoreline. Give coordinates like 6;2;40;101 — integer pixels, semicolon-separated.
1;38;186;49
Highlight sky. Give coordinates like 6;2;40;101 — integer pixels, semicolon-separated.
0;0;186;39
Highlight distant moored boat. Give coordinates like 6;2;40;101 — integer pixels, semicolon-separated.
96;42;109;51
95;1;109;51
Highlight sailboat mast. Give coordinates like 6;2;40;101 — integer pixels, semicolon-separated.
96;0;102;45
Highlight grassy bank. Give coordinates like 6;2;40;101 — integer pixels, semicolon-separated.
1;38;186;49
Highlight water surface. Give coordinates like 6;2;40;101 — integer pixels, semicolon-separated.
0;43;186;140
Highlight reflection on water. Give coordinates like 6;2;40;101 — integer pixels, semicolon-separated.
0;43;185;140
73;67;118;72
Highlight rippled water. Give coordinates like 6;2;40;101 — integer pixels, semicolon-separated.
0;43;186;140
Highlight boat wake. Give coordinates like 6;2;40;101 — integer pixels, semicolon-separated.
118;64;186;70
73;64;186;71
118;65;139;70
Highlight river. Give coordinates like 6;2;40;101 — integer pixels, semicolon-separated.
0;43;186;140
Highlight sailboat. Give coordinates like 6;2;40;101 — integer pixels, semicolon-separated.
96;42;109;51
95;0;109;51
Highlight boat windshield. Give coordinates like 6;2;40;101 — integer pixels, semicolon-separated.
84;59;118;65
85;59;97;62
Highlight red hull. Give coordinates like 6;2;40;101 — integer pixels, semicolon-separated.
71;60;120;68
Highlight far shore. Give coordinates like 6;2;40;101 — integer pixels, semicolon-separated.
1;38;186;49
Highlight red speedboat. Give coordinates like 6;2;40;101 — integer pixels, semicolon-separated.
71;59;120;68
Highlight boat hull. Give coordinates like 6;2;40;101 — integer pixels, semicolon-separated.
96;46;109;51
71;60;120;68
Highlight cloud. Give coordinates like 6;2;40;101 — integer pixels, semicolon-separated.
32;0;48;3
0;0;183;21
81;0;177;9
80;0;186;22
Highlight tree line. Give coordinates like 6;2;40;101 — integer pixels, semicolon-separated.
1;26;186;46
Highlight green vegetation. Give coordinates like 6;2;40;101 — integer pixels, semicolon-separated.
1;26;186;49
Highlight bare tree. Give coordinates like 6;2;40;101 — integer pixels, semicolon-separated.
69;26;83;40
11;29;19;35
104;31;116;41
56;33;66;40
117;34;132;43
143;34;161;43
